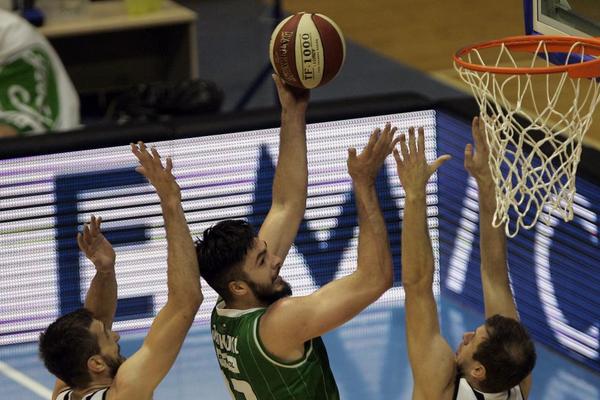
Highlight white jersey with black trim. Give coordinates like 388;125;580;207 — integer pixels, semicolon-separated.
454;377;524;400
56;387;109;400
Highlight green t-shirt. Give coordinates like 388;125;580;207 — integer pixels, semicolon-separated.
211;300;340;400
0;10;79;135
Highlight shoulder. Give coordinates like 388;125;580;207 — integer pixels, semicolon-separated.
260;297;301;332
0;10;43;56
90;388;110;399
414;370;458;400
258;298;307;360
55;388;71;400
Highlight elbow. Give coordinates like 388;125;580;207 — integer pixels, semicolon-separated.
401;274;433;293
188;288;203;311
368;270;393;295
378;271;394;292
172;287;203;313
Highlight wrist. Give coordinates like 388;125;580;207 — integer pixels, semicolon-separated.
352;177;376;190
475;177;495;190
281;107;306;121
95;267;116;277
159;195;181;209
404;190;426;202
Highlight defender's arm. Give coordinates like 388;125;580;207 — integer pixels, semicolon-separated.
465;117;531;396
394;128;455;399
260;125;397;358
109;144;202;399
52;216;118;399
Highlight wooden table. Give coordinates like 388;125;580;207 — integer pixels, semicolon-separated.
37;0;199;94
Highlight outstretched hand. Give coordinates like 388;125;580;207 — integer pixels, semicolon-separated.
393;127;450;196
273;74;309;113
348;122;400;186
77;215;115;273
464;116;493;184
131;142;181;203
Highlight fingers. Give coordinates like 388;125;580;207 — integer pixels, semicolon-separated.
399;133;409;161
347;147;357;160
390;134;402;153
77;232;85;252
131;141;172;176
464;143;473;170
393;148;402;167
430;154;452;173
272;73;282;87
366;127;381;152
471;116;485;150
418;127;425;159
408;127;417;156
89;215;102;236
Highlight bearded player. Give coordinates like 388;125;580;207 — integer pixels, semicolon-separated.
39;143;202;400
196;75;398;399
394;119;536;400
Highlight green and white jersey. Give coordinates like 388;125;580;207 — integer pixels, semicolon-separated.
0;10;79;135
211;299;340;400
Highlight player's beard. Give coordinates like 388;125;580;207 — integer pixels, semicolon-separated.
103;351;126;379
246;277;292;305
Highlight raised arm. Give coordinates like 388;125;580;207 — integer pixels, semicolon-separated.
465;117;516;320
465;117;531;396
260;124;397;358
258;75;309;260
52;216;118;398
110;143;202;399
393;128;454;399
78;216;117;329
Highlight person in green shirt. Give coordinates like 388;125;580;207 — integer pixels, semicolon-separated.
196;74;399;399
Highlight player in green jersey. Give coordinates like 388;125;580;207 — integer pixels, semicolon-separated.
195;74;399;399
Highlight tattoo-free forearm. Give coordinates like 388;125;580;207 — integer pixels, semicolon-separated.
477;180;508;282
162;199;202;310
354;182;393;288
477;180;516;318
271;110;308;214
401;193;435;289
84;270;117;329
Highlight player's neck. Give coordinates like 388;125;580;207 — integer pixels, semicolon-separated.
225;296;267;310
465;375;485;392
71;380;111;399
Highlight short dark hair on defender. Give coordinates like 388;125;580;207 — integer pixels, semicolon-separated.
195;219;256;302
473;314;536;393
39;308;100;389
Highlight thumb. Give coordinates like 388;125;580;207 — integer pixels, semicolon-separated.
348;147;357;160
464;143;473;168
430;154;451;173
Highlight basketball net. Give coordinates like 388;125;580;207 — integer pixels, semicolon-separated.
454;36;600;237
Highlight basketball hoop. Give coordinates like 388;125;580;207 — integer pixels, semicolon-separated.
454;35;600;237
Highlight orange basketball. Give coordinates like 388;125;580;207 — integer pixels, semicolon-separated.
269;12;346;89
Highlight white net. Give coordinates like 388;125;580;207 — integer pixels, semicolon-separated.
455;38;600;237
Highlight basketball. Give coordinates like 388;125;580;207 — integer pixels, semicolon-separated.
269;12;346;89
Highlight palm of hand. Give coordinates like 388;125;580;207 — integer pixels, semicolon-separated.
86;235;116;272
397;157;433;193
348;151;382;182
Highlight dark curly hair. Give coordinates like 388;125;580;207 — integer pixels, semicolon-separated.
195;219;256;302
39;308;100;389
473;314;536;393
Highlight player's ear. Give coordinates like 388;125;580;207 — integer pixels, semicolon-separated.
87;354;107;374
228;280;248;297
470;362;486;382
